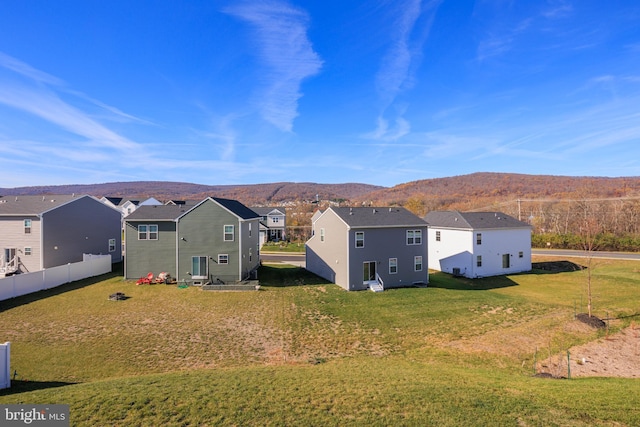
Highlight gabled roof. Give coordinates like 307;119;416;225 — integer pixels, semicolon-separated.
123;204;189;221
124;197;259;222
425;211;531;230
251;206;286;216
329;206;427;228
0;194;87;216
102;196;124;206
213;197;260;220
165;199;199;207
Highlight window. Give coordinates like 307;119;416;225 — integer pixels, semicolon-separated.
224;225;234;241
138;225;147;239
149;225;158;240
477;255;482;267
389;258;398;274
109;239;116;252
414;256;423;271
320;228;325;242
192;256;207;278
476;233;482;245
519;251;523;258
435;231;441;242
502;254;510;269
355;231;364;248
272;217;279;223
138;224;158;240
218;254;229;264
24;219;31;234
24;247;32;256
249;223;252;237
407;230;422;245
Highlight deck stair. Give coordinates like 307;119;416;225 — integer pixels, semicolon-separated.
369;273;384;292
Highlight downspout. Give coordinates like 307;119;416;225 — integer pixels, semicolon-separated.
175;219;180;282
238;218;242;281
39;214;44;270
346;226;350;290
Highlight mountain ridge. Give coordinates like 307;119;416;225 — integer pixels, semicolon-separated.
2;172;640;209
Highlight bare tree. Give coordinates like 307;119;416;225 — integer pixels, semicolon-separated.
575;199;600;317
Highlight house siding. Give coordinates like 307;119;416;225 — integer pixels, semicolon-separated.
428;227;531;278
347;227;428;291
305;211;349;289
124;221;177;279
177;200;241;284
306;209;428;291
428;228;473;276
0;216;41;273
176;199;260;284
41;196;122;268
238;218;260;279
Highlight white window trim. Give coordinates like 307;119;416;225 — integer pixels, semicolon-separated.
24;219;32;234
24;247;32;256
355;231;364;248
389;258;398;274
414;255;423;272
224;225;234;242
407;229;422;245
108;238;116;252
138;224;158;240
218;254;229;264
192;256;208;279
320;228;325;242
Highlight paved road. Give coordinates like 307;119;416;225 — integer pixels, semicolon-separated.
532;249;640;261
260;250;640;267
260;252;305;267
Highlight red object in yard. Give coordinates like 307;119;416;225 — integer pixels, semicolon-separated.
136;272;153;285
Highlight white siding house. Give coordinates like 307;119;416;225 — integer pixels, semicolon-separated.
425;211;531;278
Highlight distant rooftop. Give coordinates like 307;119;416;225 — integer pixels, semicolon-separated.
425;211;531;229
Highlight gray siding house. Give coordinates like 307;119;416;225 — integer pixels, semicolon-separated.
306;207;429;291
0;194;122;276
124;197;261;285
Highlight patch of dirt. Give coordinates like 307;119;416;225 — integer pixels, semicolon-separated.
576;313;606;329
532;261;585;272
541;326;640;378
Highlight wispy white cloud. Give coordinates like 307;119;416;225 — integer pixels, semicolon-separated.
0;83;141;152
225;1;322;132
0;52;63;86
364;116;411;141
476;2;576;62
366;0;442;141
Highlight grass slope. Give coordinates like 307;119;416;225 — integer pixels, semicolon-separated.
1;258;639;426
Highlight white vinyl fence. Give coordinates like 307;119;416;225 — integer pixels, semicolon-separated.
0;254;112;302
0;342;9;389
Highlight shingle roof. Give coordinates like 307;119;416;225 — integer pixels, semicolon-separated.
0;194;84;215
330;206;427;228
213;197;260;220
123;204;189;221
103;196;124;206
124;197;259;221
425;211;531;229
250;206;286;216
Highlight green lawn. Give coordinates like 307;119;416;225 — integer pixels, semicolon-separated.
1;258;639;426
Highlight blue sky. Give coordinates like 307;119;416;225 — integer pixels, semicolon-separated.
1;1;640;188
